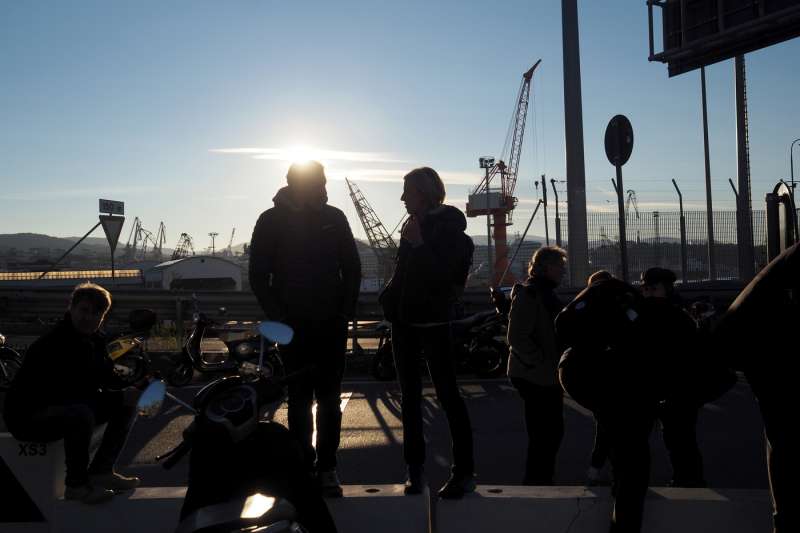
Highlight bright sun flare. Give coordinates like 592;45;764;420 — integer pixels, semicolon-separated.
283;145;320;164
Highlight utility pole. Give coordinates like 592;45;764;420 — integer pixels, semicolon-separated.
562;0;589;285
734;55;755;281
701;67;717;280
209;232;218;256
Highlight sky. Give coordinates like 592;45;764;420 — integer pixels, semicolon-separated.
2;1;799;252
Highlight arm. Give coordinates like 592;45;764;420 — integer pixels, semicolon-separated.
248;211;286;320
506;286;543;366
337;212;362;319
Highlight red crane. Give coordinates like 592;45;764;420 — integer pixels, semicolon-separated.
466;59;541;286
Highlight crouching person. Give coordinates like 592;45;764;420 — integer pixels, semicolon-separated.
3;283;139;504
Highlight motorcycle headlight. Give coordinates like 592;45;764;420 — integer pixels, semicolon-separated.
236;342;256;357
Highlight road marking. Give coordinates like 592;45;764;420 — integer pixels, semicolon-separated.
312;392;352;447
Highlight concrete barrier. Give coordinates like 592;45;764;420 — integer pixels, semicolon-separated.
436;486;773;533
327;484;431;533
11;484;430;533
0;427;107;533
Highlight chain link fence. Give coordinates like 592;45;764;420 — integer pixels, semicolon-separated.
546;208;795;284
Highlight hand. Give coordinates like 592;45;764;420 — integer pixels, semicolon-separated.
401;216;424;247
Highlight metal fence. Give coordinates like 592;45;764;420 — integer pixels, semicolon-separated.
546;208;796;284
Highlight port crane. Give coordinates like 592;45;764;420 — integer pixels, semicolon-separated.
466;60;541;286
172;233;195;260
345;178;397;284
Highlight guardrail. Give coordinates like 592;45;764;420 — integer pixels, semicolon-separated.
0;283;743;337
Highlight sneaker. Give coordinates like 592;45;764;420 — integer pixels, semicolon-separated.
89;471;140;492
437;470;476;499
586;466;601;486
404;465;426;495
317;469;343;498
64;484;114;505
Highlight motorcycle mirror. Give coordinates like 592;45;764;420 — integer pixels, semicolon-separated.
137;380;167;418
257;321;294;346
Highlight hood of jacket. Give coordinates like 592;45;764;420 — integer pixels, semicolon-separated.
272;186;328;212
422;204;467;233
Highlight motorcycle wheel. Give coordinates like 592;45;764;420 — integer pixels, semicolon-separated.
469;340;507;379
113;354;147;386
370;341;397;381
167;360;194;387
0;348;22;391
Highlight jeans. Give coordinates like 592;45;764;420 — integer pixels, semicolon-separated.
595;403;656;533
657;401;705;486
392;322;474;474
510;378;564;484
9;391;136;487
591;418;609;470
283;318;347;472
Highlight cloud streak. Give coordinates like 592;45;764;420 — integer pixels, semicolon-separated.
210;147;406;164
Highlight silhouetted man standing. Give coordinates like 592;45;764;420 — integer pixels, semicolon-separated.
249;161;361;497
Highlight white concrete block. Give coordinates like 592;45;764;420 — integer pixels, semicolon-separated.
436;486;773;533
327;484;431;533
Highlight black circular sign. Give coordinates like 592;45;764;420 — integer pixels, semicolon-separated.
604;114;634;167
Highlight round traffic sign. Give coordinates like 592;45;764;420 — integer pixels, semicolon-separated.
605;115;634;167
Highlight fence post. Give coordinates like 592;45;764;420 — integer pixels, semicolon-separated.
653;211;661;267
550;179;562;247
672;179;688;283
175;297;184;345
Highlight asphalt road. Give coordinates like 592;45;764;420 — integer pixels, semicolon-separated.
119;377;768;492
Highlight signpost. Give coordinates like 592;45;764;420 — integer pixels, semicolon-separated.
99;200;125;281
605;115;634;282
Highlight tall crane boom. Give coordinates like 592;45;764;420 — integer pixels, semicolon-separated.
345;178;397;283
466;59;541;287
471;59;541;202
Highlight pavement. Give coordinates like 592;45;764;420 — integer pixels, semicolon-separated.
119;377;768;492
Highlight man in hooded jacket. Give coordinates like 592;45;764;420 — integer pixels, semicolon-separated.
249;161;361;497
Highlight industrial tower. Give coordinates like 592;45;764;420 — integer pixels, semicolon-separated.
345;178;397;284
466;60;541;287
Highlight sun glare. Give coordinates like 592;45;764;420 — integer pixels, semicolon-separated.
284;145;319;165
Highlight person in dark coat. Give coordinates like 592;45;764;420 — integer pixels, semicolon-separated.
584;270;613;485
248;160;361;497
3;283;140;504
379;167;475;499
640;267;706;487
714;241;800;533
556;278;656;533
506;246;567;485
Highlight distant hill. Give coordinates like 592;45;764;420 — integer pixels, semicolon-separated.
0;233;174;257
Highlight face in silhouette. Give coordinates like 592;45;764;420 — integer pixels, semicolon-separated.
70;299;107;336
542;258;566;286
290;175;327;208
641;282;668;299
401;181;430;217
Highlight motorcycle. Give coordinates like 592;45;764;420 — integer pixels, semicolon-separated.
370;288;510;381
107;309;159;386
167;302;285;387
137;321;337;533
0;332;23;391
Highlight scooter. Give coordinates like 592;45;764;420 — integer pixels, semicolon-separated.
107;309;159;386
137;321;337;533
167;308;285;387
0;332;23;390
370;289;510;381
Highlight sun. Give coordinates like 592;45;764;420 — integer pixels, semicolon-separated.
284;145;320;164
